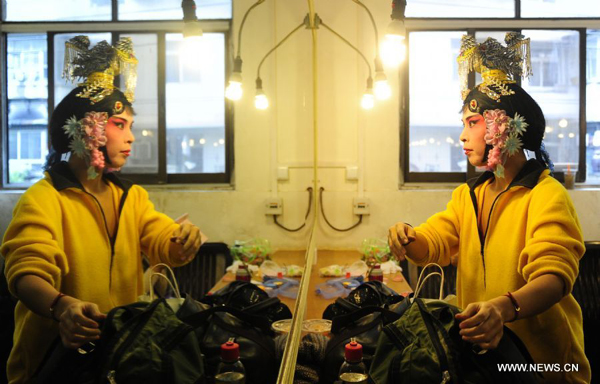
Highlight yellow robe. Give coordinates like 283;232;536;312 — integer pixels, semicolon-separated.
1;162;186;384
410;160;590;383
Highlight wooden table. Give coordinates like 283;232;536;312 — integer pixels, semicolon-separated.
210;250;412;320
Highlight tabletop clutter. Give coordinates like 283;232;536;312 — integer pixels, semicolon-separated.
225;238;404;302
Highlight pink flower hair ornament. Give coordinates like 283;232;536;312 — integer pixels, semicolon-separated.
482;109;528;178
62;111;121;179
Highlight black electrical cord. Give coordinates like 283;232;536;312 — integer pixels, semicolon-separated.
319;187;363;232
273;187;313;232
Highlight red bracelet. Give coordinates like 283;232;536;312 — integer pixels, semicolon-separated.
49;292;66;321
504;291;521;322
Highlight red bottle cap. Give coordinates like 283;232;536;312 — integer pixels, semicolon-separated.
221;340;240;362
344;340;363;363
345;272;351;279
277;272;283;278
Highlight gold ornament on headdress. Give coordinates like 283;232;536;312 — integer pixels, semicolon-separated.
457;32;532;102
62;35;138;104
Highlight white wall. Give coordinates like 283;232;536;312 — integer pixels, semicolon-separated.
1;0;599;250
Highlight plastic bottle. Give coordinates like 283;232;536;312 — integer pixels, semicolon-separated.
368;264;383;282
235;264;251;282
338;338;368;383
215;339;246;384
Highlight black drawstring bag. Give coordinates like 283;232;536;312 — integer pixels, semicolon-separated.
322;280;404;320
201;280;292;322
320;281;408;384
190;281;293;384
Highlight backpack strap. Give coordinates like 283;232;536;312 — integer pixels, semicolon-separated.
331;306;402;334
243;296;282;313
334;297;361;312
414;298;457;383
181;305;274;334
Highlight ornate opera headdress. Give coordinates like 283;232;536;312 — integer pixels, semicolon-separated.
457;33;533;178
457;32;531;102
60;35;137;179
62;35;138;104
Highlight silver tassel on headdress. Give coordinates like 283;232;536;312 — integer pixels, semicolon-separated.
457;35;478;100
457;32;533;102
62;35;90;82
114;37;138;103
62;35;138;104
505;32;532;79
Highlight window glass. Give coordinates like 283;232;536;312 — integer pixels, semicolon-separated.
5;0;111;21
522;30;579;174
408;31;466;173
587;30;600;184
165;33;225;174
7;34;48;185
521;0;600;18
406;0;514;18
119;34;159;174
54;33;112;107
118;0;231;20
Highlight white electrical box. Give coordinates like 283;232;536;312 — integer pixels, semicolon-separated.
346;166;359;181
277;166;289;181
265;198;283;215
353;197;370;215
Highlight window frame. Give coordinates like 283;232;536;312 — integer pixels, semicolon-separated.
402;17;600;184
0;5;234;188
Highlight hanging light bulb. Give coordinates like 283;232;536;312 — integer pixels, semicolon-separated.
254;78;269;110
374;76;391;100
225;80;242;101
381;33;406;67
255;91;269;110
181;0;203;40
373;58;391;100
225;56;243;101
361;77;375;110
381;0;406;67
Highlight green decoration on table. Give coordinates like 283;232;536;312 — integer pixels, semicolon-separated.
360;238;400;267
231;238;272;265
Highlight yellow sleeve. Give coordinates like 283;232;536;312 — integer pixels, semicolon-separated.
134;186;185;267
411;185;464;267
519;183;585;295
1;188;67;296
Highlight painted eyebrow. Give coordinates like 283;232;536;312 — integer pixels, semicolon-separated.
463;115;481;124
110;117;130;124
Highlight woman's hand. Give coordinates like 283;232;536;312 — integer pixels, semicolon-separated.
388;222;417;261
171;222;202;262
455;299;509;350
56;298;106;349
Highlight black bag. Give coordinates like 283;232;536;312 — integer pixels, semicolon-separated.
191;281;293;384
201;281;292;322
320;281;407;384
34;298;206;384
322;281;404;320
